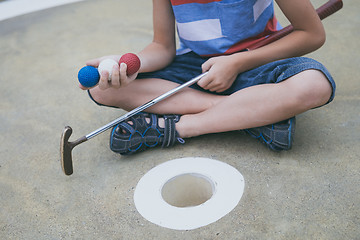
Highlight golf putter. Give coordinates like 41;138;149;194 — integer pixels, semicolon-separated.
61;0;343;175
61;72;208;175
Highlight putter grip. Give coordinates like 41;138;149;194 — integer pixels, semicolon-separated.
317;0;343;20
247;0;343;50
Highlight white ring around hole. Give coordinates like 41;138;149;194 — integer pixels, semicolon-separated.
134;157;245;230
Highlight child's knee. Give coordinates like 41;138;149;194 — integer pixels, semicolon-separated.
295;70;332;108
88;88;110;106
309;70;332;106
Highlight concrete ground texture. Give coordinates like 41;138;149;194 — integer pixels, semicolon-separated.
0;0;359;239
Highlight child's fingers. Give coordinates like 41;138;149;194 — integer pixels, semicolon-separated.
119;63;129;86
79;83;90;90
197;74;212;90
98;71;110;90
85;58;101;67
110;64;121;88
201;58;214;73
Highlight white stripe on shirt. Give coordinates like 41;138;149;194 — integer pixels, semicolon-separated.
253;0;272;22
177;19;223;42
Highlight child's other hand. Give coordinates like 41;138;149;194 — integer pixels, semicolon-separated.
198;55;239;93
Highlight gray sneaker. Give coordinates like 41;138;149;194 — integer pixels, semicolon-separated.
245;117;296;151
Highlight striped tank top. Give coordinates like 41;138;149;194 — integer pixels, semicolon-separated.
170;0;281;56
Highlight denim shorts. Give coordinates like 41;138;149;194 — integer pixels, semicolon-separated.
138;51;336;104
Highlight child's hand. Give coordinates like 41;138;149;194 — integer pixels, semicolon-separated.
198;55;239;93
80;55;138;90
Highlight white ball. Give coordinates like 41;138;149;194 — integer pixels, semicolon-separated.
98;58;118;81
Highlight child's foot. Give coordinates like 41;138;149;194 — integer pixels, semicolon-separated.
110;112;184;155
244;117;296;151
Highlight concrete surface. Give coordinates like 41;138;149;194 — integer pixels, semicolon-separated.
0;0;86;21
0;0;359;239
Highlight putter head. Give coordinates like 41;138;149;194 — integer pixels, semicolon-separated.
60;126;74;175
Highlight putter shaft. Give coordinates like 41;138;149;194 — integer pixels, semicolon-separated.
61;72;208;175
85;71;208;140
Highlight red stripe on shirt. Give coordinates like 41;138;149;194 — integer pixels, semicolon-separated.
201;16;279;57
171;0;221;6
225;16;279;54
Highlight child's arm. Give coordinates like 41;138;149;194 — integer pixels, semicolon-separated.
82;0;176;90
198;0;326;93
243;0;326;68
137;0;176;73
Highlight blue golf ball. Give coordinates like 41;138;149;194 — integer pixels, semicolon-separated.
78;66;100;88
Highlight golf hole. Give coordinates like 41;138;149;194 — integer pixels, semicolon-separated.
134;158;245;230
161;173;214;208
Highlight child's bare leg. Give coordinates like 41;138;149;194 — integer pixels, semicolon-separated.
177;69;332;137
89;78;224;114
89;69;332;138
